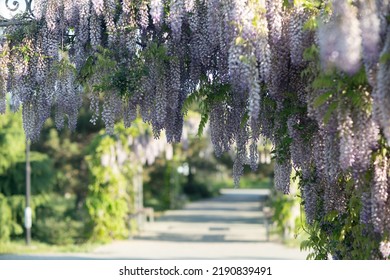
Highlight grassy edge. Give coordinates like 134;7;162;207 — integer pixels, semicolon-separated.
0;240;98;255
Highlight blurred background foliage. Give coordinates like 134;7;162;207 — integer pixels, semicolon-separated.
0;98;280;248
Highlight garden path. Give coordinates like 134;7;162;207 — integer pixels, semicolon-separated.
0;189;307;259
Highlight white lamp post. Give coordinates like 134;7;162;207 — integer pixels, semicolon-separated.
25;139;31;245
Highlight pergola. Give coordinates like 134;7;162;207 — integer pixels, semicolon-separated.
0;0;34;26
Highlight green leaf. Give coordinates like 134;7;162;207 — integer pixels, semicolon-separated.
303;16;318;31
235;36;245;45
197;113;209;137
77;55;95;83
380;52;390;64
313;91;332;108
323;101;338;124
312;75;334;89
240;112;249;128
306;252;316;260
182;92;200;113
303;44;319;61
300;240;311;251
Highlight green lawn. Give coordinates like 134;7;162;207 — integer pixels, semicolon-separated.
211;176;272;190
0;240;97;255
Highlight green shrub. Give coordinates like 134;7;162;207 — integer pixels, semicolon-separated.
183;180;212;200
85;128;136;242
33;217;83;245
270;172;302;241
32;194;87;245
6;194;49;238
0;194;12;242
271;192;296;237
0;152;55;196
6;195;25;238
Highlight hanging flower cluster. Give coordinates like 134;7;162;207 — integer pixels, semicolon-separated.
1;0;390;259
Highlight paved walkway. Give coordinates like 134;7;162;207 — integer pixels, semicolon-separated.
0;189;308;260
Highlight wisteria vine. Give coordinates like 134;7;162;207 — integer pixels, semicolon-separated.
1;0;390;259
